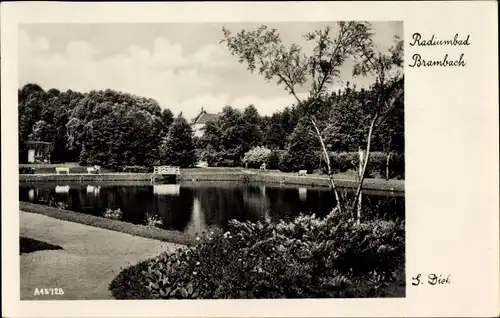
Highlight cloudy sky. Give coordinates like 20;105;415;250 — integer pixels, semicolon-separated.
19;22;402;120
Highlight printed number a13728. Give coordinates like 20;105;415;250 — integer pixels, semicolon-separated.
34;288;65;296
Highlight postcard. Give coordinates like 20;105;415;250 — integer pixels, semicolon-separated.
2;1;499;317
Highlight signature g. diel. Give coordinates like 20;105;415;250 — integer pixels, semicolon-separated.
411;273;451;286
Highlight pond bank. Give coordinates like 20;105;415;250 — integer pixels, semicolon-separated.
20;169;404;192
20;202;196;245
20;210;182;300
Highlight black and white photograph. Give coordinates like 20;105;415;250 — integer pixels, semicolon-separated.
2;1;500;317
18;21;405;300
16;20;406;300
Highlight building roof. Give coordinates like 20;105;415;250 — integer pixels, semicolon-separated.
193;110;218;125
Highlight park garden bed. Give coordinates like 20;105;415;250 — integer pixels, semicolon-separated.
109;208;405;299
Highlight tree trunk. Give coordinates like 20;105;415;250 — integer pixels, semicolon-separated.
310;117;343;214
351;113;378;214
357;147;365;223
385;152;391;181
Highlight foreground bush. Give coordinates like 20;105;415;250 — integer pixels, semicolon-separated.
110;209;405;299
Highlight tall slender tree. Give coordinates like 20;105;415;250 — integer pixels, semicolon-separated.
160;114;197;168
221;22;403;218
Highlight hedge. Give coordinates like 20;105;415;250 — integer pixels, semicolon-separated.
277;150;404;179
121;166;152;173
326;152;404;180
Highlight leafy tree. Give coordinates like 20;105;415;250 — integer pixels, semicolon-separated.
323;85;370;152
279;118;321;172
18;84;175;167
160;108;174;134
160;114;197;168
200;105;247;166
18;84;46;155
261;106;298;149
241;104;262;150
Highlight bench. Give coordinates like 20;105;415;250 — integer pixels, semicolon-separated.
298;170;307;176
55;167;70;175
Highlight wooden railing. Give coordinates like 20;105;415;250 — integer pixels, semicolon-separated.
153;166;181;175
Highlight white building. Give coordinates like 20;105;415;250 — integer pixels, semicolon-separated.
191;108;219;138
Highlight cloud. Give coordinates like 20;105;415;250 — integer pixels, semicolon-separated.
18;30;236;119
18;23;398;122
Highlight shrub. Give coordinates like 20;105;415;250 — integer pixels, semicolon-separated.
278;118;322;173
110;209;405;299
328;152;359;173
103;208;122;220
19;167;35;174
43;200;69;210
121;166;151;173
200;148;240;167
109;260;154;299
278;150;321;173
55;202;69;210
145;212;163;228
242;146;272;168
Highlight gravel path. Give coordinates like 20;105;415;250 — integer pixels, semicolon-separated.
20;211;181;300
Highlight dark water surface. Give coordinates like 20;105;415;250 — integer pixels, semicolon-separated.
19;181;405;235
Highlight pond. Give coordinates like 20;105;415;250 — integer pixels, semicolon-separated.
19;181;405;235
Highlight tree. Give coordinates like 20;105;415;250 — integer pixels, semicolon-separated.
323;85;370;152
279;117;321;172
160;108;174;134
160;114;197;168
221;22;377;215
18;84;46;155
200;105;248;166
222;22;404;219
241;104;262;150
371;93;404;180
349;37;404;217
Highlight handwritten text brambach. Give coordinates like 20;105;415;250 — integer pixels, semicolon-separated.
409;33;471;46
409;53;466;68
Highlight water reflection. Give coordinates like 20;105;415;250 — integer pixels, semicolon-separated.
86;185;100;195
184;197;206;236
55;185;70;193
298;187;307;202
153;184;180;196
28;189;35;201
19;181;405;234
